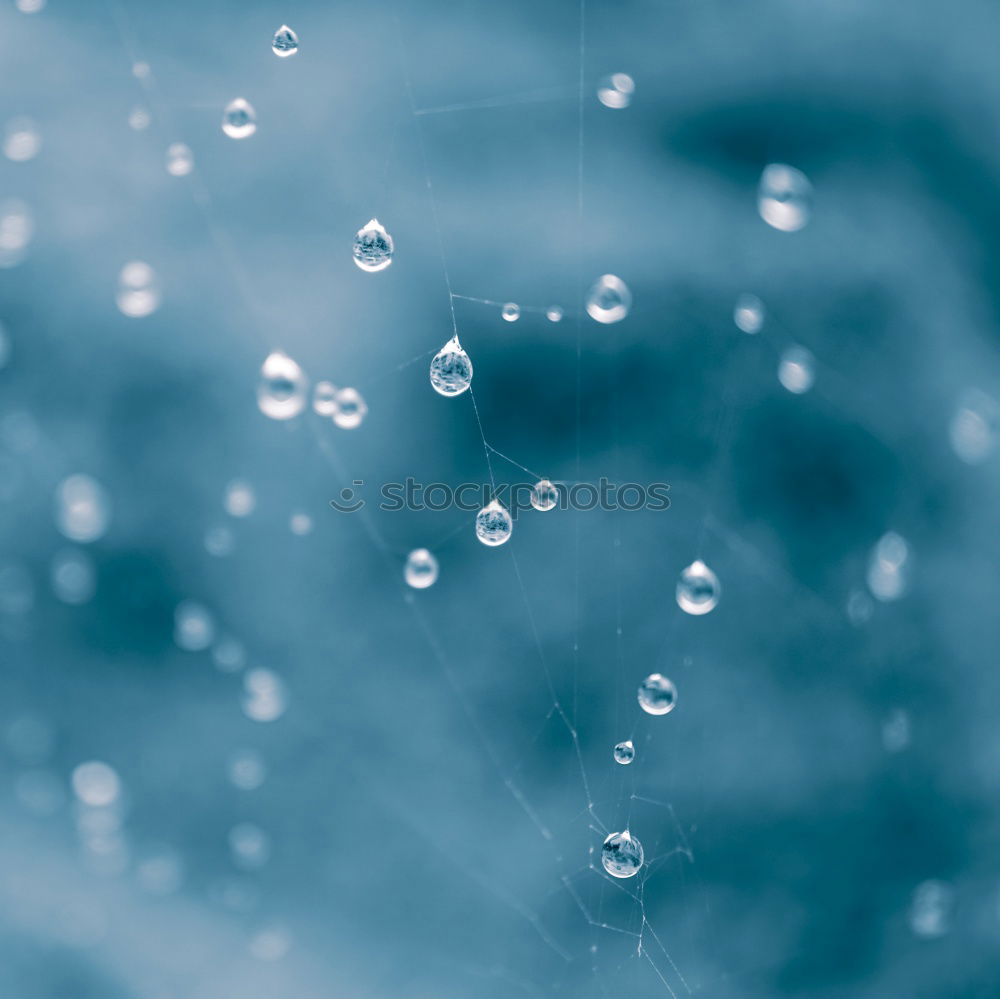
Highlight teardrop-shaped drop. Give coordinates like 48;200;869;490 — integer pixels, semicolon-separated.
676;560;720;615
272;25;299;57
429;335;473;397
332;387;367;429
585;274;631;324
257;351;307;420
352;218;393;272
758;163;812;232
222;98;256;139
475;500;512;547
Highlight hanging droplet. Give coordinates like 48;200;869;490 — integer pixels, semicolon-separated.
332;387;367;429
676;560;720;615
166;142;194;177
501;303;520;322
272;24;299;57
257;351;308;420
429;336;473;397
637;673;677;715
3;117;41;162
596;73;635;109
601;830;643;878
758;163;812;232
950;388;998;464
352;218;393;272
116;261;160;317
530;479;558;512
586;274;631;324
866;531;910;602
613;740;635;765
778;346;815;394
55;474;111;543
404;548;439;589
546;305;564;322
222;98;257;140
312;380;338;416
475;500;512;547
734;293;764;334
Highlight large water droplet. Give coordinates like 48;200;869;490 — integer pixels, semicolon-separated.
596;73;635;109
166;142;194;177
257;351;307;420
734;293;764;334
404;548;439;589
475;500;512;547
530;479;558;512
332;387;367;429
778;346;815;394
272;25;299;57
222;98;257;140
429;336;473;397
676;560;720;615
637;673;677;715
758;163;812;232
613;740;635;765
352;218;393;272
586;274;631;324
116;261;160;318
601;830;643;878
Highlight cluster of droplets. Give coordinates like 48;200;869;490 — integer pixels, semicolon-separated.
256;352;367;429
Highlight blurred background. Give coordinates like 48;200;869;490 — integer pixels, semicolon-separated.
2;0;1000;995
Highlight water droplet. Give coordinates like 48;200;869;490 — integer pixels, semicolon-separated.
734;293;764;334
132;61;150;79
676;560;720;615
128;107;151;131
166;142;194;177
55;474;111;543
596;73;635;109
4;117;40;162
546;305;564;322
289;512;313;536
0;199;33;267
228;822;270;870
174;600;215;651
637;673;677;715
272;24;299;57
758;163;812;232
950;388;998;464
51;548;96;605
204;524;235;557
501;302;520;322
429;336;473;397
257;351;308;420
224;479;256;517
778;346;815;394
613;740;635;765
228;748;267;790
475;500;513;547
72;761;121;808
601;830;643;878
313;380;338;416
867;531;910;602
352;218;393;272
909;880;953;938
332;387;367;429
222;98;257;139
16;0;46;12
586;274;631;324
530;479;559;512
212;635;245;673
116;260;160;318
404;548;439;589
241;668;288;722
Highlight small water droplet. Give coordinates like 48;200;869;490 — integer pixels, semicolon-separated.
637;673;677;715
241;668;288;723
4;117;40;162
228;748;267;790
116;261;160;317
601;830;643;878
501;302;520;322
312;380;338;416
166;142;194;177
229;822;271;870
352;218;393;272
404;548;439;589
867;531;910;602
676;560;720;615
950;388;998;464
224;479;256;517
332;387;367;429
51;548;96;605
257;351;308;420
734;293;764;334
55;474;111;543
222;98;257;140
0;199;33;267
758;163;812;232
128;107;151;131
272;24;299;57
174;600;215;652
429;336;473;397
586;274;631;324
530;479;559;512
597;73;635;109
289;512;313;536
72;761;121;808
546;305;564;322
778;346;815;394
475;500;512;547
613;740;635;765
